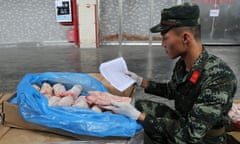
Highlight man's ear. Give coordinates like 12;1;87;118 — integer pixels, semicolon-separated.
182;32;191;43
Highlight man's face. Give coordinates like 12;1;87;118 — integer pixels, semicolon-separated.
161;29;186;59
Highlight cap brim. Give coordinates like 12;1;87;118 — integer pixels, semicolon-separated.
150;23;171;33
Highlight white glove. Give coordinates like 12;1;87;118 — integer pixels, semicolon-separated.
125;71;143;86
102;101;141;120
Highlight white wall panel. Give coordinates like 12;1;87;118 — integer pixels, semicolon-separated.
78;0;97;48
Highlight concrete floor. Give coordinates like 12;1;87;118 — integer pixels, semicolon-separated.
0;44;239;105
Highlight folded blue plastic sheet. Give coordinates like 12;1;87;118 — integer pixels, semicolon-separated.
14;72;142;137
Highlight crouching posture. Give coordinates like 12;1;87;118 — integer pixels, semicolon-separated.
104;3;237;144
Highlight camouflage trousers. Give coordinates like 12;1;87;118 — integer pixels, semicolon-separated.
135;99;180;144
135;100;227;144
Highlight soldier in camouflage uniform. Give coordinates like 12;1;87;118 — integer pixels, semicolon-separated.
103;3;237;144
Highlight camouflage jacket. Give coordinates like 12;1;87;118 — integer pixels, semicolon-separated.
142;48;237;143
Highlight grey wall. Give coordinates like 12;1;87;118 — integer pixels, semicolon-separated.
99;0;240;44
99;0;177;42
1;0;239;45
186;0;240;44
0;0;71;44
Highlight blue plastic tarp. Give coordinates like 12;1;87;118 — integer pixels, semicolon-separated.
14;72;142;137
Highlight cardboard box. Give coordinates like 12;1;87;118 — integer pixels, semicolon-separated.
89;73;136;97
0;125;72;144
0;126;129;144
0;73;136;140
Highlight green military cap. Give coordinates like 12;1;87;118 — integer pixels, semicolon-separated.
150;3;200;33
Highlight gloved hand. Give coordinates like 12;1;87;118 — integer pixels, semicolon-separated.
102;101;141;120
125;71;143;86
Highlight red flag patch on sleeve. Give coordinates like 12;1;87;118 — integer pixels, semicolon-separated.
190;70;200;84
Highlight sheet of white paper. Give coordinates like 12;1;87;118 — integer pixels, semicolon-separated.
99;57;136;92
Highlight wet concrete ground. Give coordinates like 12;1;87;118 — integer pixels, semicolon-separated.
0;44;239;106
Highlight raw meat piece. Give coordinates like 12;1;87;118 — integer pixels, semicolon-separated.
32;84;40;91
90;91;131;103
72;96;89;108
44;94;52;99
61;85;83;100
40;82;53;96
85;91;131;106
91;105;102;113
56;96;74;106
85;95;111;106
228;103;240;123
53;83;66;97
48;96;61;106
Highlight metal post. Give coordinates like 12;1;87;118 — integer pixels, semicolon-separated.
210;0;217;40
97;0;101;45
72;0;80;47
149;0;154;46
118;0;123;46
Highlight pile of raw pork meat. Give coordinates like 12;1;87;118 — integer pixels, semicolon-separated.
32;82;131;113
228;102;240;129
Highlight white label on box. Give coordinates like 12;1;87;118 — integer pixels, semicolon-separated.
210;9;220;17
